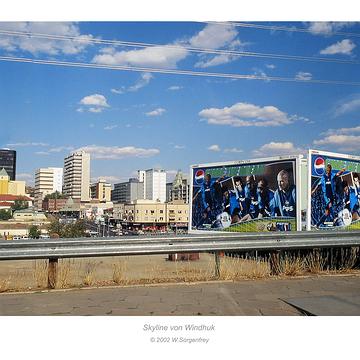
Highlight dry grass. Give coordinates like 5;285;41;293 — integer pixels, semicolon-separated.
219;256;271;280
82;260;98;286
279;255;305;276
33;261;48;288
56;259;73;288
112;259;128;285
304;251;326;274
0;277;11;293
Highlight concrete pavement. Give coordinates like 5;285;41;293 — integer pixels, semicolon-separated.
1;274;360;315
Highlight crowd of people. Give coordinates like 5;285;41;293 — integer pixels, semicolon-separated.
195;168;296;229
311;164;360;228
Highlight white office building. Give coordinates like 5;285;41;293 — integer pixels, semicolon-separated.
141;169;166;203
62;151;90;202
34;167;63;209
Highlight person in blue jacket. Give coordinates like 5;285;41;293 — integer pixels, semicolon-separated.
350;173;360;220
311;164;345;214
227;176;246;223
199;173;224;226
240;175;259;221
257;178;274;218
272;169;296;217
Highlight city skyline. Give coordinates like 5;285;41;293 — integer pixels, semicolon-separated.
1;21;360;187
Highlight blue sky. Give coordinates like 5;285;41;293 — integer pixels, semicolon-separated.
0;21;359;186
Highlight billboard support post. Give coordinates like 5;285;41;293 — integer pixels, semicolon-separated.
214;252;221;278
269;251;281;275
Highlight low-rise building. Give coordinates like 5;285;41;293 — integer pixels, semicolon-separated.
0;194;33;209
0;168;26;196
11;209;48;223
118;199;189;230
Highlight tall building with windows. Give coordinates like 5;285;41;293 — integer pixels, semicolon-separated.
90;179;112;202
62;151;90;202
0;149;16;180
142;169;166;203
34;167;63;209
111;178;144;203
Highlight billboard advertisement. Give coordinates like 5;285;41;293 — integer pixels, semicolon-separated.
190;156;302;233
308;150;360;230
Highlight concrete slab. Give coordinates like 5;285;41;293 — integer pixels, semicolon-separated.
282;294;360;316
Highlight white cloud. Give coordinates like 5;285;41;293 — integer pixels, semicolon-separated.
76;145;160;159
208;144;221;152
190;24;246;68
334;96;360;117
313;135;360;152
80;94;109;107
189;23;238;49
168;85;183;91
295;72;312;81
16;173;33;180
224;147;243;153
320;39;356;55
79;94;109;113
174;145;186;149
145;108;166;117
104;125;118;130
6;142;48;147
199;102;295;127
48;146;74;153
323;126;360;136
307;22;353;36
128;72;153;92
92;175;123;184
195;53;240;68
253;142;304;157
92;45;188;69
251;68;270;82
112;72;153;94
0;22;94;55
266;64;276;69
88;107;103;113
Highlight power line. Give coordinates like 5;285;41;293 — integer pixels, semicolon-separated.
212;21;360;38
1;55;360;86
0;29;359;66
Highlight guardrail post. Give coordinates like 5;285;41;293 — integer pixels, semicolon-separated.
214;252;221;279
269;251;281;275
48;258;58;289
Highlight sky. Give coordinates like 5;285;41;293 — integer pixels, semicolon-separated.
0;21;359;186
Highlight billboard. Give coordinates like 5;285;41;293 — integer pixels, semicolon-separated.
308;150;360;230
190;156;302;233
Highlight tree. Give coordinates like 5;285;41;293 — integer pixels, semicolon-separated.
44;191;67;200
0;209;12;221
11;199;28;211
47;217;86;238
29;225;41;239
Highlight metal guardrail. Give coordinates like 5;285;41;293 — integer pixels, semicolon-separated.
1;231;360;289
0;231;360;260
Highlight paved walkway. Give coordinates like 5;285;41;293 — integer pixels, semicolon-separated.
1;274;360;315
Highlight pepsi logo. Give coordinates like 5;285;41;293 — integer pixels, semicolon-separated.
194;169;205;184
314;157;325;176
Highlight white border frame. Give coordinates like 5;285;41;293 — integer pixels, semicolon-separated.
307;149;360;231
189;154;303;234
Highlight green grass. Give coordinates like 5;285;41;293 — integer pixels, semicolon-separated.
223;217;297;233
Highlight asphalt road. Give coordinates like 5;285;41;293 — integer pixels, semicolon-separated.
1;274;360;315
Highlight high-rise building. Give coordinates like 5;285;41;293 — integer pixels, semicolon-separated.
62;151;90;202
0;149;16;180
90;179;112;202
34;167;63;209
144;169;166;203
111;178;144;203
